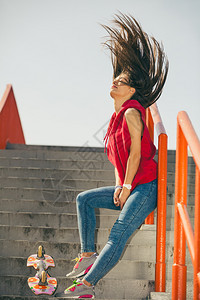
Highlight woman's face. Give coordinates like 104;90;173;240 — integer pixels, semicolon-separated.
110;73;135;101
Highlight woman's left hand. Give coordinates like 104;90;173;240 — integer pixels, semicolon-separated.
119;188;131;210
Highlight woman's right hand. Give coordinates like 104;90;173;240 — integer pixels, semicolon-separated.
114;187;122;207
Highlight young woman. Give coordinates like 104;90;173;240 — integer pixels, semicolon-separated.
56;13;169;298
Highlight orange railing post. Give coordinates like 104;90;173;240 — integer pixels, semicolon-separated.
146;106;154;142
155;132;167;292
172;119;187;299
194;168;200;299
145;104;168;292
145;108;155;224
172;111;200;300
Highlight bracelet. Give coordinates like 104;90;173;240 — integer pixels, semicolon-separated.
115;185;122;190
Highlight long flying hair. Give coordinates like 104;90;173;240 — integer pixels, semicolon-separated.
102;13;169;108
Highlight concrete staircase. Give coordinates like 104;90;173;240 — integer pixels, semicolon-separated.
0;144;195;299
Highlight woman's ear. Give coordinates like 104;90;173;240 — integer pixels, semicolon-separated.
130;87;136;96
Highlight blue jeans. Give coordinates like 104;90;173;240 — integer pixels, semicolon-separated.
76;179;157;286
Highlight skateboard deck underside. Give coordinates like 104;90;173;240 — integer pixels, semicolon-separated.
28;275;57;295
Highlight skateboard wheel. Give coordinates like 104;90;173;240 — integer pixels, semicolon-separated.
41;270;46;284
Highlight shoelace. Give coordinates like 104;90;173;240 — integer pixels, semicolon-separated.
65;280;82;292
72;256;80;263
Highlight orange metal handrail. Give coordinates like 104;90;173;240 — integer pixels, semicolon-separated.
0;84;25;149
145;109;155;224
172;111;200;300
145;103;168;292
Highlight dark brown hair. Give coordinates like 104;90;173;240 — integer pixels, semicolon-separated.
102;13;169;108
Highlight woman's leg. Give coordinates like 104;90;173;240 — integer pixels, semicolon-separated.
84;179;157;286
76;186;120;253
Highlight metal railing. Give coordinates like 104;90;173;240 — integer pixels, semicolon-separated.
172;111;200;299
0;84;25;148
145;103;168;292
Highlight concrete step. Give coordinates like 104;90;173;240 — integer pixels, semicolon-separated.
0;162;196;186
0;211;194;231
1;144;195;168
0;164;192;179
0;172;197;187
0;239;156;261
0;186;196;206
0;177;115;190
0;256;194;280
3;142;152;154
0;198;79;213
0;157;173;173
0;275;155;299
150;292;171;299
0;186;81;204
6;144;107;152
0;211;119;229
0;166;195;186
0;239;157;262
1;257;155;279
4;145;108;160
4;143;192;163
0;237;193;264
0;198;195;220
0;167;115;181
0;157;114;171
0;224;181;248
0;224;158;245
0;145;195;166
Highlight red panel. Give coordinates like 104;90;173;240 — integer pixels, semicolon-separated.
0;85;25;149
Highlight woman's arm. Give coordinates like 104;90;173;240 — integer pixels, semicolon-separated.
113;168;122;206
115;167;121;186
118;108;143;209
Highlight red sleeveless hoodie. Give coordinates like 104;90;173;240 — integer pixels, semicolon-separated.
104;99;157;191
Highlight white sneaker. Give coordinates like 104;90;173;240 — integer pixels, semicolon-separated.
66;253;98;279
55;279;95;298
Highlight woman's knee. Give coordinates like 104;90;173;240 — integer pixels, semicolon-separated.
108;220;127;243
76;190;90;208
108;218;139;247
76;192;84;208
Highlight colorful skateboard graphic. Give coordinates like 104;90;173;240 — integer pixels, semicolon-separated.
27;245;57;295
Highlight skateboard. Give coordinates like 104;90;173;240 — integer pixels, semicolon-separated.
27;245;57;295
